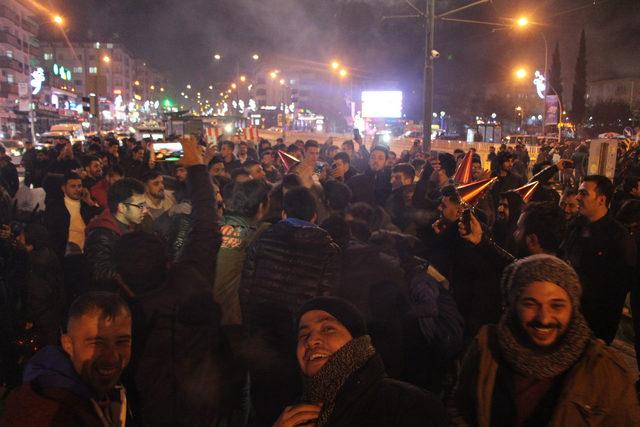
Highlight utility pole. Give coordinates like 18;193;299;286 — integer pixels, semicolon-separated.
383;0;491;154
423;0;435;153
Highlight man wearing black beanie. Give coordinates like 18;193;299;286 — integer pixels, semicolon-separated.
273;296;447;427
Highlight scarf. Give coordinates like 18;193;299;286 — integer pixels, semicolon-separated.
301;335;376;426
497;310;592;380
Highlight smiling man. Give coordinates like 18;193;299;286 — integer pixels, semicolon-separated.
450;255;640;426
273;297;447;427
1;292;132;426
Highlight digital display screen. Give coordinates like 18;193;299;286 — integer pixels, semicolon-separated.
361;91;403;118
153;142;182;162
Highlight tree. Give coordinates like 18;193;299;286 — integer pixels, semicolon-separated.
571;30;587;124
548;41;563;103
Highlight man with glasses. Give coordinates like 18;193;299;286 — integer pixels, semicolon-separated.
84;178;147;292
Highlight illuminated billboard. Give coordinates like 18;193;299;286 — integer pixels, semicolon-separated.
361;91;402;118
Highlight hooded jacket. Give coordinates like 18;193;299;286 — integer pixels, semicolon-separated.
84;209;131;292
0;346;127;427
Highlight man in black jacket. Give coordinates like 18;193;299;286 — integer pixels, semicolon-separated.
346;146;392;207
111;136;238;426
489;151;526;209
241;186;340;426
274;297;447;427
562;174;637;344
43;171;101;259
83;178;146;292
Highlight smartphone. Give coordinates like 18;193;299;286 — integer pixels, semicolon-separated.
314;161;324;174
153;142;182;162
461;208;472;235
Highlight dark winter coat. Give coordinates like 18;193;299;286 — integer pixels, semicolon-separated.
346;167;392;207
0;346;127;427
562;214;637;343
324;354;448;426
125;164;239;426
489;172;526;208
83;209;131;292
240;218;340;425
43;197;101;259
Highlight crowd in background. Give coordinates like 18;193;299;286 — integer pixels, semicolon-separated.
1;131;640;426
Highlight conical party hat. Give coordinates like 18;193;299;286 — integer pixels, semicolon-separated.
453;150;474;185
277;150;301;172
511;180;540;203
457;177;497;205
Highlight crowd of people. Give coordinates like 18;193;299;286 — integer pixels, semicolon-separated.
1;130;640;426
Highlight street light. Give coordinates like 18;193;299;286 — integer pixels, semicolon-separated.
214;53;222;60
331;61;340;70
270;71;278;79
279;78;285;85
231;83;237;89
102;55;111;63
240;75;246;82
514;67;528;79
209;85;213;90
186;84;191;89
339;69;348;78
52;15;64;25
516;16;529;27
252;54;259;60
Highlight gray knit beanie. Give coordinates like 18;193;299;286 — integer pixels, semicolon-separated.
501;254;582;312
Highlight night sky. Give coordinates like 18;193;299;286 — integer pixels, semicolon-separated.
55;0;639;116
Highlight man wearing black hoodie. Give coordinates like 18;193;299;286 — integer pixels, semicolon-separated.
1;291;132;426
346;146;392;207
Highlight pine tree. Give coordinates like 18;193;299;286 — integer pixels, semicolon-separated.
571;30;587;124
548;41;563;103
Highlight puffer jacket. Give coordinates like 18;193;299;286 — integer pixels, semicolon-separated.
240;218;340;335
449;325;640;426
240;218;340;425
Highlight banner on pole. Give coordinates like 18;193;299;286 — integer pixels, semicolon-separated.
545;95;560;125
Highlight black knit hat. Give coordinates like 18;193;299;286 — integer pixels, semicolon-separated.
296;297;367;338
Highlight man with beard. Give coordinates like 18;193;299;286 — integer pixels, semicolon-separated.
143;170;176;221
562;175;637;344
273;297;447;427
492;191;524;250
559;188;580;223
346;146;392;207
387;162;416;232
1;292;133;426
121;146;153;182
490;151;526;209
220;140;241;174
450;255;640;425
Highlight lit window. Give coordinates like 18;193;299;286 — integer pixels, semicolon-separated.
6;50;12;58
94;42;101;49
7;74;14;83
44;53;53;60
73;67;83;73
106;43;113;49
89;67;97;74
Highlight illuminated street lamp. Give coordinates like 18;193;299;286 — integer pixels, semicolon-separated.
160;87;164;92
209;85;213;90
240;75;246;82
331;61;340;70
102;55;111;63
52;15;64;25
214;53;222;60
279;78;285;85
252;54;260;60
231;83;237;89
270;71;279;79
339;69;348;78
514;68;528;80
150;85;155;90
517;16;529;27
186;84;192;89
134;80;140;86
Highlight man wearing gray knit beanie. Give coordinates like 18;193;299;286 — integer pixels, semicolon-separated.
450;254;640;426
